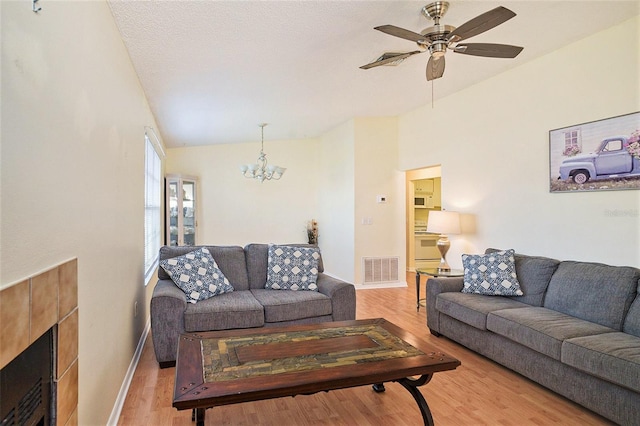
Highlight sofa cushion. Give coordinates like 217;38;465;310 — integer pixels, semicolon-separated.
461;249;523;296
159;245;250;291
436;292;529;330
251;289;332;323
183;290;264;332
159;247;234;304
265;245;320;291
562;332;640;393
543;261;640;330
487;307;616;360
486;249;561;306
623;292;640;338
244;243;324;290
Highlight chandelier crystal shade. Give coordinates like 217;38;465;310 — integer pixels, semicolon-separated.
240;123;286;183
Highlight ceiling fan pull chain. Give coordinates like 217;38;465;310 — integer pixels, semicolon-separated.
431;81;434;109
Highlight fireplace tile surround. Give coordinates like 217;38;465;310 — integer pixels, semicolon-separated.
0;259;78;426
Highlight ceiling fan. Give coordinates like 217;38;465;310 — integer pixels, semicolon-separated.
360;1;524;81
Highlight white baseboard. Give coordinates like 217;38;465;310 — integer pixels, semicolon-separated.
107;318;151;426
356;281;408;290
321;270;351;284
323;271;409;290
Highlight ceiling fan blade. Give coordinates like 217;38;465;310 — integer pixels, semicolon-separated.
426;56;445;81
447;6;516;42
454;43;523;58
374;25;426;43
360;51;422;70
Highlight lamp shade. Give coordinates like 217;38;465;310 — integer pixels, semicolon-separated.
427;210;460;235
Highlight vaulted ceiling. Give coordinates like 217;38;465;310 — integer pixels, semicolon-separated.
108;1;639;147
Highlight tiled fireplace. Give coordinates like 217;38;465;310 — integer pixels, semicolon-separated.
0;259;79;426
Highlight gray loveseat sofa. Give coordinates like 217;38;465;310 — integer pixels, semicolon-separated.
151;243;356;367
426;250;640;425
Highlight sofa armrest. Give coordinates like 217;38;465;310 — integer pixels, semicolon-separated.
150;279;188;367
426;276;464;335
316;274;356;321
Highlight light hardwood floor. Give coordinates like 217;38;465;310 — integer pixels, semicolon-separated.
118;273;613;425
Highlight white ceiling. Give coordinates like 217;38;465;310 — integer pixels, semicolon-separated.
108;1;639;148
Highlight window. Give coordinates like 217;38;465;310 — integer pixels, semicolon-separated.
144;134;162;284
564;130;579;149
603;139;623;152
563;130;581;156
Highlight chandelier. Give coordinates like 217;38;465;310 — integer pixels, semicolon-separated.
240;123;286;182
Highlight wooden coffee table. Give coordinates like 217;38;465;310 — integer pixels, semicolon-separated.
173;318;460;425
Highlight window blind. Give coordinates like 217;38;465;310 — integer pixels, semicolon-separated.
144;134;162;284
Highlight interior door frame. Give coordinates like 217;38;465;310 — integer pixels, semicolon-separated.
405;165;441;272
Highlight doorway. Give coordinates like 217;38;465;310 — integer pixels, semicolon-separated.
406;166;442;272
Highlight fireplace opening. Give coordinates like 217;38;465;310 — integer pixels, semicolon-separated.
1;327;56;426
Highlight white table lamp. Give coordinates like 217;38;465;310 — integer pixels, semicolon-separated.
426;210;461;272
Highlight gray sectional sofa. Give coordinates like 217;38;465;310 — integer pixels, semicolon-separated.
151;244;356;367
426;250;640;425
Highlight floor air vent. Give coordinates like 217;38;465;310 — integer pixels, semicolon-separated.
362;257;399;284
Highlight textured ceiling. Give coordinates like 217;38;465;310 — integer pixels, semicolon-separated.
108;1;639;147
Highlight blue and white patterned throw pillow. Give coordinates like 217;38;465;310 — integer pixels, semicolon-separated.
265;245;320;291
159;247;234;303
461;249;523;296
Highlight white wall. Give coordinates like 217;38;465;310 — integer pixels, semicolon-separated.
1;1;159;423
353;117;405;285
165;138;320;246
317;121;356;282
398;16;640;268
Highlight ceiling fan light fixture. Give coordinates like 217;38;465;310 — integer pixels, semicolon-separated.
429;41;447;58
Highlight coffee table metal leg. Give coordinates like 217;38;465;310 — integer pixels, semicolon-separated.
372;383;385;393
416;272;421;311
397;374;434;426
194;407;205;426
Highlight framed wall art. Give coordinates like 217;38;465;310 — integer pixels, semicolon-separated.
549;111;640;193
